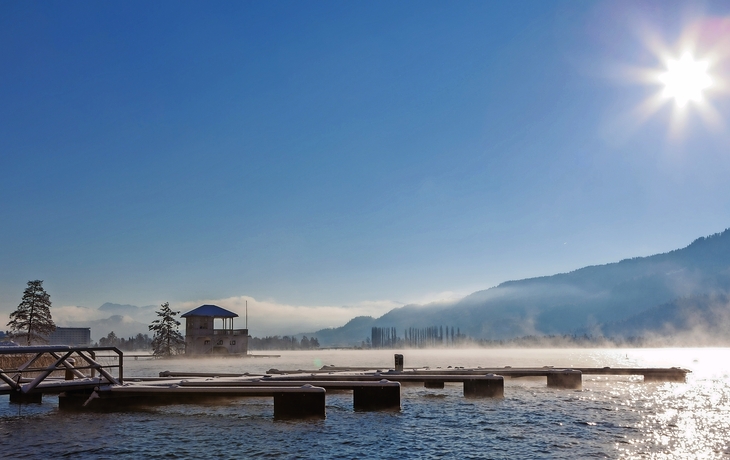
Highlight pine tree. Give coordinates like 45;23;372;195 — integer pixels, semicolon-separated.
149;302;185;357
99;331;119;347
7;280;56;345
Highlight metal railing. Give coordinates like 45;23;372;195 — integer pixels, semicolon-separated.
0;346;123;396
189;328;248;336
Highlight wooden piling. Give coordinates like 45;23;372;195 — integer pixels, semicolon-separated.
424;381;444;389
352;381;401;410
394;354;404;372
9;391;42;404
65;358;76;381
273;387;326;419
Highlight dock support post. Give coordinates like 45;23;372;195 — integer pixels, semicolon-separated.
547;369;582;389
394;354;404;372
353;382;401;410
9;391;42;404
273;389;326;419
424;381;444;389
463;375;504;398
90;351;96;378
65;358;76;381
58;390;95;411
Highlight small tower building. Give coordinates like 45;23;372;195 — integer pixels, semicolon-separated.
181;304;248;355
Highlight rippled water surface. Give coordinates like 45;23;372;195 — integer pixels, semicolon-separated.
2;348;729;459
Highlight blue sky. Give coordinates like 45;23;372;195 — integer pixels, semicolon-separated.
2;1;730;334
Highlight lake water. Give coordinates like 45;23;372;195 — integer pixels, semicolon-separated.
1;348;729;459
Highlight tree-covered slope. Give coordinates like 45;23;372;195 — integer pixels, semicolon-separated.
314;229;730;344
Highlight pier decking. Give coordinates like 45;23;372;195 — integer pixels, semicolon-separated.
145;378;402;410
261;362;690;389
91;383;328;418
2;347;691;419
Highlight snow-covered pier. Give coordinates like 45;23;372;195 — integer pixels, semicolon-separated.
0;346;400;418
0;345;122;403
2;348;690;419
258;354;690;390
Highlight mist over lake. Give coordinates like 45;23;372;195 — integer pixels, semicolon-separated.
2;348;728;459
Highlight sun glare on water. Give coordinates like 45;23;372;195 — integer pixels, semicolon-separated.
659;52;713;107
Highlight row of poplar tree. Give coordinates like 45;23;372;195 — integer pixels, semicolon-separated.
4;280;185;357
371;325;468;348
248;335;320;350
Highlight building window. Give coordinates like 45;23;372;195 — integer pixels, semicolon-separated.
204;340;210;345
230;340;236;345
217;340;223;346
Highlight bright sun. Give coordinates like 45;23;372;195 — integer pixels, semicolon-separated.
658;52;713;107
622;23;728;138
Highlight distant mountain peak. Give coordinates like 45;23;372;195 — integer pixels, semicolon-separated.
99;302;140;311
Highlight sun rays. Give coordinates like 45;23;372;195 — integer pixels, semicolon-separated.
624;21;730;139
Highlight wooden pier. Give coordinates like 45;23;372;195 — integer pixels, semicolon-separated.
55;378;401;417
89;383;328;418
0;345;122;403
261;360;690;390
152;378;402;411
2;348;691;419
251;373;504;398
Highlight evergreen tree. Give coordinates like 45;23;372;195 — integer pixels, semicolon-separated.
149;302;185;357
7;280;56;345
99;331;119;347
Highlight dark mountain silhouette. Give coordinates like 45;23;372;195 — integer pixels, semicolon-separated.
99;302;157;318
313;316;376;347
313;228;730;346
67;314;149;342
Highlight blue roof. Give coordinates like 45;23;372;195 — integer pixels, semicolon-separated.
181;304;239;318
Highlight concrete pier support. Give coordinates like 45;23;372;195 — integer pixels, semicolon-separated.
643;372;686;383
273;389;326;419
547;370;582;389
424;381;445;389
463;375;504;398
9;391;42;404
58;390;95;410
353;382;401;410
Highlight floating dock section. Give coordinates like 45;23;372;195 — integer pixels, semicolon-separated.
2;348;691;419
262;358;690;391
89;383;328;419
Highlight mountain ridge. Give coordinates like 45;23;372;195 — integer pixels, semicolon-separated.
312;228;730;346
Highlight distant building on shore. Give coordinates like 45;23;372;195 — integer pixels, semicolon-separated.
49;327;91;346
181;304;248;355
